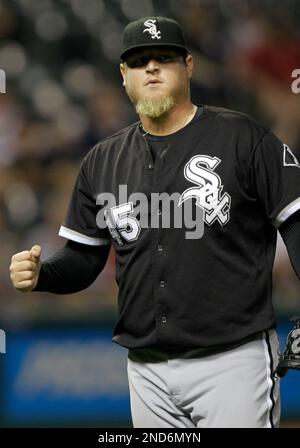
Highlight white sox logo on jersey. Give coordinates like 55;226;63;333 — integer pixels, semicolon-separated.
179;155;231;226
283;143;300;168
143;19;161;40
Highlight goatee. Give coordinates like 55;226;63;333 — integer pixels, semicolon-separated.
135;96;175;118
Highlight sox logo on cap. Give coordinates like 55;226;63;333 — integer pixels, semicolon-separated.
143;19;161;40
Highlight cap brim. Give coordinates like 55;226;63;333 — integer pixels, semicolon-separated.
120;43;188;60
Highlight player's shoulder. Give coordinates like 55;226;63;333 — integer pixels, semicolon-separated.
95;121;139;150
83;121;140;163
204;104;268;134
100;121;140;145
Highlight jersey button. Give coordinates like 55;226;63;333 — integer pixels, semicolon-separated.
148;163;153;170
161;316;167;324
160;280;165;288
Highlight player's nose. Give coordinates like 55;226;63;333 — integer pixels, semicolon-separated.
145;59;159;73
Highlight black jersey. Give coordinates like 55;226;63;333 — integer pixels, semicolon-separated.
59;105;300;351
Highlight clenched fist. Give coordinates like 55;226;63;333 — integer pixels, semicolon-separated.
10;245;42;292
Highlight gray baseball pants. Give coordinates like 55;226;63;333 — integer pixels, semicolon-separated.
127;330;280;428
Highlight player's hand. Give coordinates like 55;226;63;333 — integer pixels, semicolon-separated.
9;245;42;292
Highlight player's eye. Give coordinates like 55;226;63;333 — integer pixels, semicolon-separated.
126;56;149;68
155;54;176;63
125;53;179;68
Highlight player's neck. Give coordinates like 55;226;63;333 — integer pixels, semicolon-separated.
139;101;197;137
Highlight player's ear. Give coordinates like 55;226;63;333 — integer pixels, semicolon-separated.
186;54;193;79
120;63;126;86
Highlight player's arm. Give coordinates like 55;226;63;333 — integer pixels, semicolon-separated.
279;209;300;280
10;240;110;294
250;130;300;279
10;148;111;294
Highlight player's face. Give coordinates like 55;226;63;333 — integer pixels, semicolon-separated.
120;47;193;117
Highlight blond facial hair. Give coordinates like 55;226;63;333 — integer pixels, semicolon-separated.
124;80;176;118
135;96;176;118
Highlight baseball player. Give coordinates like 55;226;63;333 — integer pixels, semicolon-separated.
10;17;300;428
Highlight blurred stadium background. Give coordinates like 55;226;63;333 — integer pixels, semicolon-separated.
0;0;300;428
